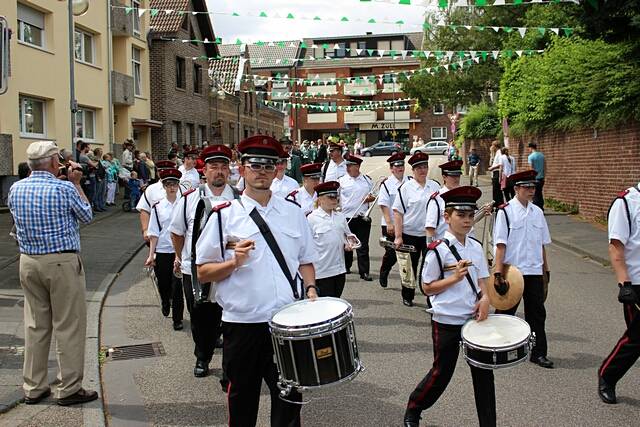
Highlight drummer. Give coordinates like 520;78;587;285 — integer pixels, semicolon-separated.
404;186;494;427
195;135;319;426
285;163;321;215
493;170;553;369
307;181;352;297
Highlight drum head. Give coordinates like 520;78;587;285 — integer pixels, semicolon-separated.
462;314;530;349
271;297;351;328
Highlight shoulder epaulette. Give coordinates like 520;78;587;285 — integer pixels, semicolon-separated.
617;189;630;198
287;189;299;198
427;239;443;250
183;188;197;197
497;203;508;210
429;191;440;200
407;176;414;180
211;201;232;213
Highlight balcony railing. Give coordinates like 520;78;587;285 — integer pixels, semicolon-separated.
344;110;377;124
111;71;134;106
344;81;377;96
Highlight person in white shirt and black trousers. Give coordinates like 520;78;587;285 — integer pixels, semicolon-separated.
339;153;375;281
493;169;553;369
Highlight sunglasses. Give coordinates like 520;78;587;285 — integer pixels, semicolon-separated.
247;163;276;172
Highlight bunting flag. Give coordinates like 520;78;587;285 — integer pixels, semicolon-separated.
262;99;416;112
431;0;580;7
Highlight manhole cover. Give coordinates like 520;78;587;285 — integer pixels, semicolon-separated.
108;342;165;361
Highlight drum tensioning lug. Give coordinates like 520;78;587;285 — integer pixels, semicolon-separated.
529;332;537;349
278;383;312;405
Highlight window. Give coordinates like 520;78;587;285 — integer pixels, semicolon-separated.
171;121;180;144
185;123;193;147
75;107;95;141
349;41;367;57
335;43;346;58
431;127;447;140
376;40;390;55
132;0;141;35
193;63;202;94
456;104;468;115
391;39;405;52
313;46;324;58
17;4;44;48
433;104;445;115
132;47;142;96
197;125;206;146
74;29;94;64
176;56;186;89
383;73;394;84
19;96;46;137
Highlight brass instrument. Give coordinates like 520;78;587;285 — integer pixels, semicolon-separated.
348;176;385;224
346;234;362;250
379;237;416;253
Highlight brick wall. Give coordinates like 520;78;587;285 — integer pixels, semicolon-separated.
414;108;453;143
213;96;284;148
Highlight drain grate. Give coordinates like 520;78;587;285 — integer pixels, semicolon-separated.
108;342;165;361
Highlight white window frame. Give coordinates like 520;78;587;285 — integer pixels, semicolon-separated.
196;125;204;146
171;121;179;144
132;47;142;96
433;104;445;115
132;0;141;36
456;104;468;115
431;127;447;140
74;28;94;65
75;107;96;142
19;96;46;138
17;4;45;48
185;123;193;147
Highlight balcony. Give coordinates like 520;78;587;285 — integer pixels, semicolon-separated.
383;111;410;121
307;113;337;124
270;81;289;100
344;81;377;96
382;82;399;93
344;110;377;124
111;71;134;106
306;85;338;96
111;3;133;37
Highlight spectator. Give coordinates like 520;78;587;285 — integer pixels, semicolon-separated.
467;147;480;187
103;153;118;206
134;151;150;184
128;171;142;207
122;140;134;171
488;141;504;206
18;162;31;180
8;140;98;406
354;138;363;155
78;142;98;210
144;152;157;183
528;142;545;210
500;147;516;201
316;139;328;163
280;137;303;183
93;148;107;212
412;135;420;149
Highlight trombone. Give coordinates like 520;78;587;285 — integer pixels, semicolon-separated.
348;176;385;223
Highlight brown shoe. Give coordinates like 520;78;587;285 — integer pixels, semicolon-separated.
24;388;51;405
56;388;98;406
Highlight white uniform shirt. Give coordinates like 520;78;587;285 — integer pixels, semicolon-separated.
425;185;453;239
423;231;490;325
608;185;640;284
324;159;347;182
195;194;319;323
493;198;551;275
490;149;502;169
307;208;349;279
147;198;178;253
501;154;516;177
169;184;236;276
377;175;410;227
136;181;166;213
289;187;317;216
392;178;440;237
339;174;373;218
179;166;201;189
271;175;299;199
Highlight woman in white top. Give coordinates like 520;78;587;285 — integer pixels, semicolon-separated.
145;168;184;330
307;181;354;298
500;147;516;201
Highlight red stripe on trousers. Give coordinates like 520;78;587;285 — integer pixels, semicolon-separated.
410;322;441;408
599;336;630;377
227;380;232;426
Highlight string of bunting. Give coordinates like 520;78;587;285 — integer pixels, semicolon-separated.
245;90;416;105
262;100;416;112
358;0;581;6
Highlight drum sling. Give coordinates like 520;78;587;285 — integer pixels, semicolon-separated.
444;239;481;300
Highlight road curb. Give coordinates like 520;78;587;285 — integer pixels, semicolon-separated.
551;238;609;267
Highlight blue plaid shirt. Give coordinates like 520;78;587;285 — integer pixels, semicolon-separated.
8;171;93;254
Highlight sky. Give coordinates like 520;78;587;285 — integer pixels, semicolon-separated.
204;0;429;44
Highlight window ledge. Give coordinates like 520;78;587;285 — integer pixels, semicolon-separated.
20;134;49;140
75;59;102;70
134;95;148;101
17;40;54;55
175;87;186;93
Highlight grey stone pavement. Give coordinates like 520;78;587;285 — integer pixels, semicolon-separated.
1;156;638;426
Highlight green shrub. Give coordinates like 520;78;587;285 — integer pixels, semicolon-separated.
458;102;501;141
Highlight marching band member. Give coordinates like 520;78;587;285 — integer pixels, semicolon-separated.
195;135;318;427
322;141;348;182
179;150;202;189
597;180;640;404
286;163;322;216
136;160;179;243
493;170;553;368
392;152;440;306
339;153;375;281
308;181;351;297
404;186;494;427
270;151;299;198
169;145;239;380
145;168;184;330
378;152;410;288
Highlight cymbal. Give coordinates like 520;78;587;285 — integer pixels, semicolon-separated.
486;264;524;310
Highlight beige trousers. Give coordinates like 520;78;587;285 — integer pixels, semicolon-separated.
19;253;87;399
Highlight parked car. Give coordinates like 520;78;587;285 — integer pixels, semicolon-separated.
410;140;449;156
360;141;403;157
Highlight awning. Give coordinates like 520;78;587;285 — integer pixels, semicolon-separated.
132;118;163;128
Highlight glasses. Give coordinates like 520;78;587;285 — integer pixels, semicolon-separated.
323;194;339;199
247;163;276;172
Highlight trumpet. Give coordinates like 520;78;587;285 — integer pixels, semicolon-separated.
379;236;416;253
348;176;386;224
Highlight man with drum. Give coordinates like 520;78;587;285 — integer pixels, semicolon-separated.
392;152;440;307
377;152;410;288
285;163;322;216
339;153;375;281
195;135;318;427
493;170;553;368
597;180;640;404
404;186;494;427
169;145;238;380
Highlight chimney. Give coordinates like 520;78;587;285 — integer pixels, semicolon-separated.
366;32;372;35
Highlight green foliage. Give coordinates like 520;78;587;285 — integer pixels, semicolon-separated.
458;102;500;140
545;198;579;215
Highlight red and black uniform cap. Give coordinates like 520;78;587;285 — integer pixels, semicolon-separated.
301;163;323;178
344;153;363;166
156;160;177;170
237;135;282;164
200;144;232;163
439;160;463;176
314;180;340;196
441;186;482;211
159;168;182;182
408;152;429;168
508;169;538;187
387;152;406;167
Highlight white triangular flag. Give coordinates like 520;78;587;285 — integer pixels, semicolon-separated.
401;50;408;59
518;28;526;38
423;51;431;59
378;49;385;57
165;9;173;14
550;28;559;35
464;26;472;30
191;11;198;16
470;51;477;59
492;51;499;59
333;44;340;50
516;50;523;57
138;8;146;17
356;49;363;55
493;0;505;5
446;51;454;60
492;27;500;32
455;0;468;6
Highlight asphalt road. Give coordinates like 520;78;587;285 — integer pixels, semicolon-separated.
100;156;638;427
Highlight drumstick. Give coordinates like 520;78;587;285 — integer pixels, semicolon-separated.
226;240;256;250
442;261;473;272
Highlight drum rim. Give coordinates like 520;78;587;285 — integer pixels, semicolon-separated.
270;297;353;330
461;314;531;350
277;358;364;391
270;320;352;339
463;353;529;370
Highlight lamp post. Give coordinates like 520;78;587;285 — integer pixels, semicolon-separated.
64;0;89;147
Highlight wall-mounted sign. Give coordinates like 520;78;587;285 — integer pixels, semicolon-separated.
360;122;410;130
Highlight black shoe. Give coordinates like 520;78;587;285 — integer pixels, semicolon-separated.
598;377;617;404
24;388;51;405
402;298;414;307
173;321;183;331
530;355;554;369
360;273;373;282
161;304;170;317
215;336;224;349
379;270;389;288
56;388;98;406
194;360;209;377
403;411;421;427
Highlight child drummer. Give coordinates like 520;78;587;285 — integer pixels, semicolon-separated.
403;186;496;427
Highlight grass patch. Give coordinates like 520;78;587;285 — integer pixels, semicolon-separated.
545;198;579;214
98;346;108;366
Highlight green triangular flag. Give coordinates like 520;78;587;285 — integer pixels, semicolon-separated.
215;37;222;44
423;23;431;30
277;41;285;47
341;17;349;22
276;73;282;79
259;11;267;17
389;50;396;56
300;42;307;48
475;0;486;6
399;0;411;4
368;19;376;24
124;7;133;14
396;20;404;25
537;27;546;36
313;16;321;21
235;38;242;45
438;0;448;8
503;27;513;33
322;43;329;49
367;49;374;56
477;26;485;32
287;13;294;19
256;40;265;46
562;28;573;36
514;0;523;4
232;12;240;17
150;9;159;17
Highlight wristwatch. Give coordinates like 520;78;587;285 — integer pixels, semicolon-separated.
305;285;320;297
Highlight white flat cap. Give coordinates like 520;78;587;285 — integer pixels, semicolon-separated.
26;141;58;160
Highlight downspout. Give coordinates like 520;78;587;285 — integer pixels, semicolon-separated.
106;0;114;153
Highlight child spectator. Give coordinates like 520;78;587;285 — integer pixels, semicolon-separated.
128;171;142;207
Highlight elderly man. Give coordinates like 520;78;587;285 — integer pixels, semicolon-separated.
8;141;98;406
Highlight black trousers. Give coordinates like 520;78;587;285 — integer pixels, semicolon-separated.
496;275;548;358
317;274;346;298
153;252;184;323
401;234;427;303
223;322;302;427
406;321;496;427
599;300;640;385
345;216;371;276
491;171;504;206
182;274;223;363
533;179;545;210
503;181;515;202
380;226;397;277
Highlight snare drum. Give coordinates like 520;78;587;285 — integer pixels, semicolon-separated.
269;297;364;395
460;314;535;370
